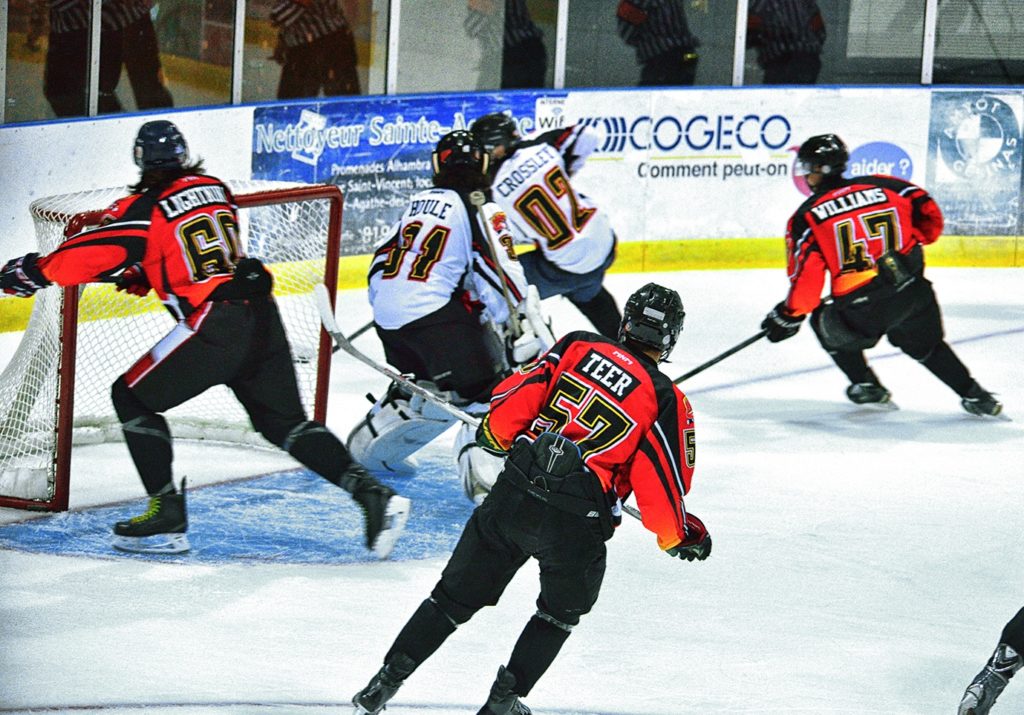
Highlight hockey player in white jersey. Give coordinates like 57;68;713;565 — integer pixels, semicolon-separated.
348;130;551;499
471;112;622;338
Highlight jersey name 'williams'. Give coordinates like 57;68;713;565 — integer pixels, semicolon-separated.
810;187;887;221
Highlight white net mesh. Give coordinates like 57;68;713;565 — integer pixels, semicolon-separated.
0;181;340;507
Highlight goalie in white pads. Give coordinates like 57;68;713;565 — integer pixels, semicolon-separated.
350;130;552;499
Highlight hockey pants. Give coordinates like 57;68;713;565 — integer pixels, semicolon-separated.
383;438;611;696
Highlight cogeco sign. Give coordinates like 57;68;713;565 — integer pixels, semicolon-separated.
579;113;793;153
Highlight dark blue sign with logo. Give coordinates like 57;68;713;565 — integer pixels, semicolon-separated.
252;92;566;255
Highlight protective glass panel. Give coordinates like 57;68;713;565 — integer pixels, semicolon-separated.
394;0;504;92
824;0;925;84
933;0;1024;84
4;0;94;122
567;0;736;88
146;0;230;110
743;0;827;86
242;0;388;102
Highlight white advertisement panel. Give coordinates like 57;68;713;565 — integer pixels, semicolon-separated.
560;87;932;244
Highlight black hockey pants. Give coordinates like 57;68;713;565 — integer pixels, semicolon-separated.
385;437;612;696
112;295;355;495
811;271;972;394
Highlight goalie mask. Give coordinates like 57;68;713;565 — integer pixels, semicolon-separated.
619;283;685;362
133;120;189;171
795;133;848;179
470;113;521;155
432;130;490;190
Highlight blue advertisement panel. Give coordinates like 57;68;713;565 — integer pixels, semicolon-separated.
252;92;567;256
927;91;1023;235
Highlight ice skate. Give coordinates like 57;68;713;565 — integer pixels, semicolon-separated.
958;644;1022;714
846;381;895;409
477;665;532;715
112;480;189;554
346;463;411;559
961;383;1005;419
352;653;416;714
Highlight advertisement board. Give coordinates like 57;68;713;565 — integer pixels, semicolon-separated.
251;92;567;256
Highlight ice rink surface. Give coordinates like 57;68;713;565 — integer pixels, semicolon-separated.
1;267;1022;714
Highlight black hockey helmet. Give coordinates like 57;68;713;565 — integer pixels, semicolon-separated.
432;130;490;189
619;283;685;362
133;120;189;171
796;133;848;177
470;112;520;154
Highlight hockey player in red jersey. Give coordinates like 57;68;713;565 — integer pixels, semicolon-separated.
0;120;410;557
470;112;622;339
351;282;710;715
760;133;1002;416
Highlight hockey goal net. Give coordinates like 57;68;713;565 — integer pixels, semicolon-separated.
0;182;343;511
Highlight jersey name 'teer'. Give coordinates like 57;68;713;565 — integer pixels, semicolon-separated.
578;348;640;399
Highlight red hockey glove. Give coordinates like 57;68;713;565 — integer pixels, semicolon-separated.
114;263;151;297
761;301;805;343
1;253;51;297
666;513;712;562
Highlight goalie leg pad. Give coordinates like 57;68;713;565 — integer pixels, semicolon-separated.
454;422;505;504
347;388;454;475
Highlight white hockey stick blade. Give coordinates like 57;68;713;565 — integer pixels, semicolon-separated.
622;503;641;521
313;284;481;429
372;494;412;560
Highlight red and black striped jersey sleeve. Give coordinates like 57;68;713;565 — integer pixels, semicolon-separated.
38;194;149;286
41;175;241;316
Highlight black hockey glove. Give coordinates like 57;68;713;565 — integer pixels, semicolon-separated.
666;513;712;562
761;302;805;343
1;253;51;297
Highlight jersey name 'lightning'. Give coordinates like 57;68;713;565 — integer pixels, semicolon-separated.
490;125;615;275
368;187;529;330
36;174;241;321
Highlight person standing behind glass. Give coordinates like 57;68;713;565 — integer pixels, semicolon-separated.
465;0;548;89
42;0;173;117
502;0;547;88
747;0;825;85
271;0;361;99
616;0;700;86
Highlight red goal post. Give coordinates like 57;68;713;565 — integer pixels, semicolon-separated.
0;182;344;512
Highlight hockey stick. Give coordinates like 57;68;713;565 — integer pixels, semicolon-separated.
672;330;768;385
313;284;481;428
346;320;374;341
315;285;645;522
468;190;523;338
328;320;375;354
